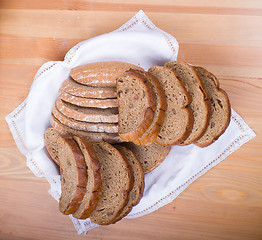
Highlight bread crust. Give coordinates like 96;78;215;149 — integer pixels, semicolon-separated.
71;61;144;87
59;91;118;108
73;136;103;219
52;103;118;133
57;135;87;215
56;98;118;123
60;77;117;99
117;70;157;142
50;114;123;144
44;128;60;165
193;66;231;147
132;70;167;145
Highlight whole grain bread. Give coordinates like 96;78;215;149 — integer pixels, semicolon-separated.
44;127;60;165
164;61;211;145
193;66;231;147
148;66;194;145
57;135;87;215
72;136;102;219
60;77;117;99
112;145;144;223
123;142;171;173
52;104;118;133
71;61;144;87
56;99;118;123
117;69;157;142
59;91;118;108
131;70;167;145
50;114;123;144
90;142;132;225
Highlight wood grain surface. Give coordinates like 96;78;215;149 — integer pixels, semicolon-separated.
1;1;262;239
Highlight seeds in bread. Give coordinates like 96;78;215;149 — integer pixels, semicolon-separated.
90;142;132;225
131;70;167;145
60;77;117;99
52;104;118;133
193;66;231;147
59;91;118;108
148;66;194;145
117;69;157;142
164;61;211;145
112;145;144;223
44;128;60;165
71;61;144;87
123;142;171;173
56;99;118;123
50;114;123;144
57;135;87;215
72;136;102;219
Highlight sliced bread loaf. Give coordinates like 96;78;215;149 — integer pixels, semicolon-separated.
71;61;144;87
56;99;118;123
90;142;132;225
72;136;102;219
123;142;171;173
131;70;167;145
60;77;117;99
57;135;87;215
117;69;157;142
50;114;123;144
52;104;118;134
148;66;194;145
193;66;231;147
164;61;211;145
59;91;118;108
112;145;144;223
44;127;60;165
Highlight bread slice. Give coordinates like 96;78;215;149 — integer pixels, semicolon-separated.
112;145;144;223
193;66;231;147
59;91;118;108
56;98;118;123
123;142;171;173
164;61;211;145
71;61;144;87
44;127;60;165
131;70;167;145
90;142;132;225
148;66;194;145
60;77;117;99
52;104;118;133
57;135;87;215
117;69;157;142
72;136;102;219
50;114;123;144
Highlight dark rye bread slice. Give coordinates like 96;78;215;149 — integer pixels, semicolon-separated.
117;69;157;142
59;91;118;108
72;136;102;219
44;128;60;165
148;66;194;145
57;135;87;215
60;77;117;99
90;142;133;225
50;114;123;144
123;142;171;173
193;66;231;147
71;61;144;87
56;98;118;123
131;70;167;145
112;145;144;223
164;61;211;145
52;103;118;133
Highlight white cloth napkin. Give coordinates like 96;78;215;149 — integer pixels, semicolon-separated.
5;10;256;234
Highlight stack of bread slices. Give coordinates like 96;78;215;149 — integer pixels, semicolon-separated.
45;60;231;225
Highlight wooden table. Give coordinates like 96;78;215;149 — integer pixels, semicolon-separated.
1;1;262;239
